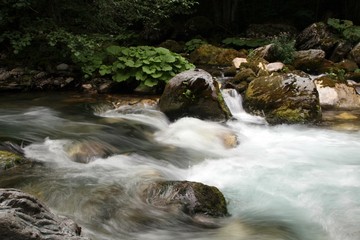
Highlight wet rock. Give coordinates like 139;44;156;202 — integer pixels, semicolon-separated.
315;77;360;109
244;72;321;124
189;44;245;66
142;181;228;217
0;188;88;240
159;69;231;121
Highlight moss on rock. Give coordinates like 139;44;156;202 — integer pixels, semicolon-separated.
0;150;27;170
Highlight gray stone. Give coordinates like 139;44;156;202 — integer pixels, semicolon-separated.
159;69;231;121
0;188;89;240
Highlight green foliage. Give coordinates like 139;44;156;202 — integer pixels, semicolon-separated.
326;68;346;82
327;18;360;43
222;38;270;48
99;46;194;88
270;33;296;64
184;38;207;53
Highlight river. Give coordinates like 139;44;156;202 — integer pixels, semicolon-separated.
0;91;360;240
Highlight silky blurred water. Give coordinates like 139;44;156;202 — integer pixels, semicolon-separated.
0;92;360;240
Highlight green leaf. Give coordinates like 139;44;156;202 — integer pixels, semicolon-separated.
125;59;136;67
142;65;156;74
162;54;176;63
99;65;111;75
151;72;163;78
113;72;130;82
135;71;147;81
144;79;158;87
107;45;122;55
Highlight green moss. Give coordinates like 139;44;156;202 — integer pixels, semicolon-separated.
0;150;26;170
272;107;307;124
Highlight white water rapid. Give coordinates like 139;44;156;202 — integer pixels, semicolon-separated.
1;92;360;240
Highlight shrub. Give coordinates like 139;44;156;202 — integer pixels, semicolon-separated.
270;33;296;64
184;38;207;53
99;46;195;88
327;18;360;43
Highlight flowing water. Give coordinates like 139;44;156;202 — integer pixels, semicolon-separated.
1;91;360;240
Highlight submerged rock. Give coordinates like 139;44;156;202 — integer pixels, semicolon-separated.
244;72;321;124
0;188;88;240
142;181;228;218
159;69;231;121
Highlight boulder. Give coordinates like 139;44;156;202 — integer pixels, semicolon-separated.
315;76;360;109
0;188;88;240
244;72;322;124
349;42;360;66
251;44;278;62
189;44;246;66
329;40;353;62
292;49;326;73
142;181;228;217
296;22;339;54
159;69;231;121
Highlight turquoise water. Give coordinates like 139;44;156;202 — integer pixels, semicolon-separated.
0;92;360;240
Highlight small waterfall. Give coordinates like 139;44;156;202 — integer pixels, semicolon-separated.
222;89;267;124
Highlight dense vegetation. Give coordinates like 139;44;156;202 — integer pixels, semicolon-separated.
1;0;360;88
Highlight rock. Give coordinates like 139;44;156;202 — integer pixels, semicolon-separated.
159;69;232;121
251;44;277;62
232;57;247;69
293;49;326;73
315;77;360;109
0;150;27;170
349;42;360;66
296;22;339;54
335;59;358;72
266;62;285;72
0;142;28;170
56;63;70;71
244;72;321;124
142;181;228;217
0;188;88;240
65;139;119;163
329;40;353;62
335;112;358;120
189;44;246;66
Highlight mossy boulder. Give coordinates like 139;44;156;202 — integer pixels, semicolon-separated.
142;181;228;217
0;150;27;170
189;44;246;66
159;69;231;121
244;72;322;124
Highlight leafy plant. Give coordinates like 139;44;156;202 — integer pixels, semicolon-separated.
99;46;194;88
184;38;207;53
327;18;360;43
270;33;296;64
